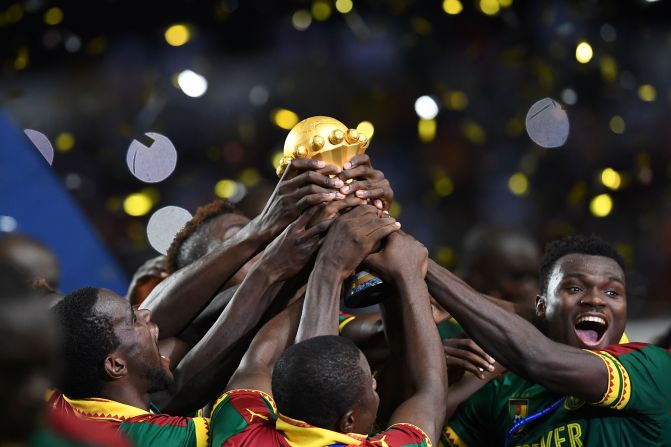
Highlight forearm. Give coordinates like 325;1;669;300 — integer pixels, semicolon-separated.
428;260;595;382
141;221;268;337
396;272;447;395
295;262;343;342
177;286;238;347
226;297;305;393
162;262;283;411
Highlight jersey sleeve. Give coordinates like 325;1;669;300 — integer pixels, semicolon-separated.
441;381;497;447
119;414;210;447
339;311;356;332
209;389;277;447
369;423;431;446
586;342;671;414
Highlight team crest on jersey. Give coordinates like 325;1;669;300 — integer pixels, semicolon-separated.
509;399;528;423
564;396;585;410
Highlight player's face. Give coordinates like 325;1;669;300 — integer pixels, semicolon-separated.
97;290;173;392
351;352;379;435
540;254;626;350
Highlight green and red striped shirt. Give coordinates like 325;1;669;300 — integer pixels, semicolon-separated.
211;389;432;447
47;391;210;447
442;343;671;447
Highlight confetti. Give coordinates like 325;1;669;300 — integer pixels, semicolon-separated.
126;132;177;183
146;206;192;255
24;129;55;165
525;98;570;148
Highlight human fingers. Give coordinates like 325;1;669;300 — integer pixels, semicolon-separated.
452;338;496;365
340;165;384;183
282;158;327;180
343;154;371;170
443;340;495;372
443;345;493;380
298;217;336;242
365;219;401;240
316;164;342;176
294;191;341;213
285;170;344;190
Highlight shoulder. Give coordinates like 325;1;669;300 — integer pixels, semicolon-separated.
369;423;431;446
586;342;671;412
212;389;277;417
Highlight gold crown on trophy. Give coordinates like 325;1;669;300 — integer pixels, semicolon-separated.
276;116;370;177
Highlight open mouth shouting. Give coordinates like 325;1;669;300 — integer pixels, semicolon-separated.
574;313;608;348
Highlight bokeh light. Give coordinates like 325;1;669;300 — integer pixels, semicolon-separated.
0;216;18;233
575;41;594;63
443;91;468;110
590;194;613;217
335;0;354;14
164;24;191;47
123;193;153;217
389;201;402;218
434;177;454;196
609;115;625;134
177;70;208;98
508;173;529;196
414;96;439;119
312;0;332;21
442;0;463;15
638;84;656;102
43;7;63;25
560;88;578;105
292;10;312;30
55;132;75;152
600;168;622;190
418;119;437;143
214;179;238;199
239;168;261;187
271;109;299;130
480;0;500;16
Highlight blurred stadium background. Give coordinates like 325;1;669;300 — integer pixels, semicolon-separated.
1;0;670;336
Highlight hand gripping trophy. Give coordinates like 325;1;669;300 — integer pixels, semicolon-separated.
277;116;393;308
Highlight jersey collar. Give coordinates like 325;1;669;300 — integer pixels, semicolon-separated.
62;395;149;422
276;413;367;447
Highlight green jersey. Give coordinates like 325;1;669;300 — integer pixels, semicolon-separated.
442;343;671;447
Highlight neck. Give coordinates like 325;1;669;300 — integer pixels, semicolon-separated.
99;382;151;411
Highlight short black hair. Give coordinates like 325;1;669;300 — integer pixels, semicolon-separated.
272;335;367;428
52;287;121;399
539;234;625;296
165;199;244;273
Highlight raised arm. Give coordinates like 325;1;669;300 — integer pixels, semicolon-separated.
141;159;343;338
156;207;333;413
225;296;305;394
426;259;608;403
364;232;447;444
296;204;400;342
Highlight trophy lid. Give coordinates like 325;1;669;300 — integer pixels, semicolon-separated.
276;116;369;176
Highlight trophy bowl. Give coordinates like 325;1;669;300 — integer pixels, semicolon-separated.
276;116;369;177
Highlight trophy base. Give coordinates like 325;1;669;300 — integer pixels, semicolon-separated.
342;270;394;308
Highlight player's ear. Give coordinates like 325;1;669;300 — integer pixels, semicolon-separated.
338;410;355;434
536;295;546;319
104;353;127;380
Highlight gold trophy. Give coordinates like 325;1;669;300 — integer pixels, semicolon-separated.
277;116;392;308
276;116;369;177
